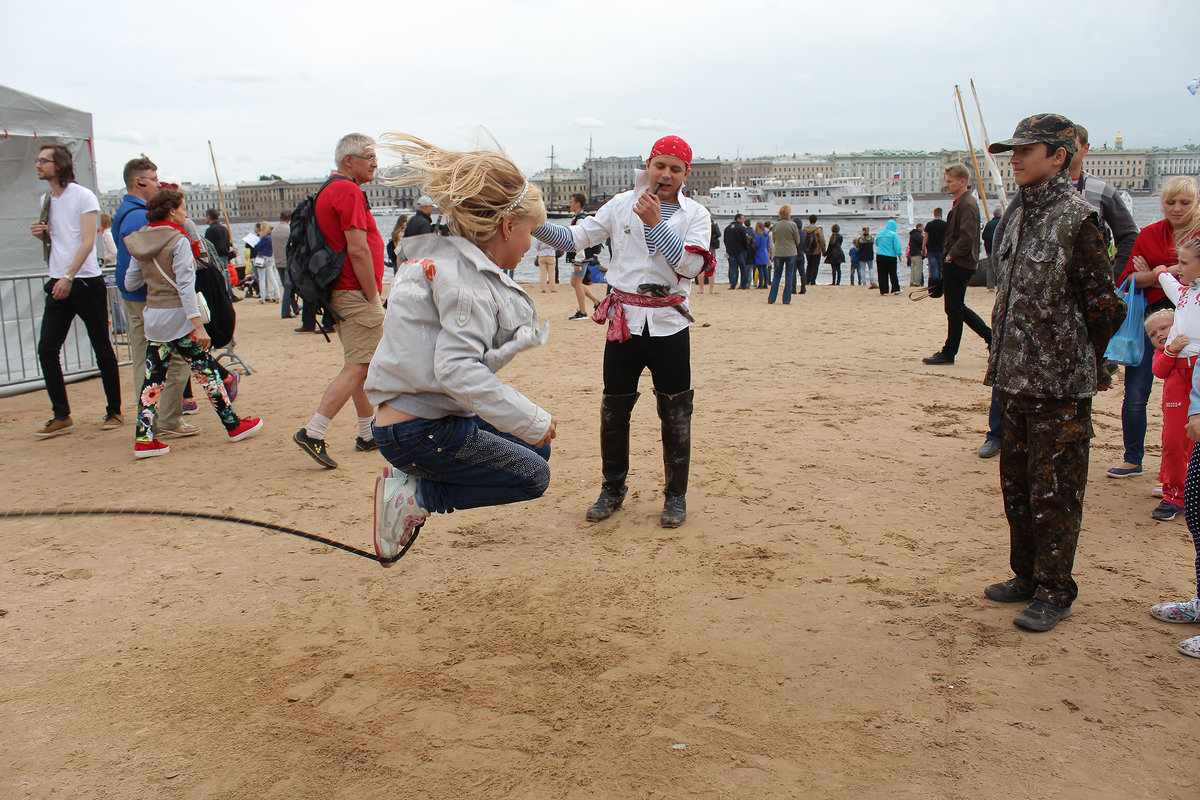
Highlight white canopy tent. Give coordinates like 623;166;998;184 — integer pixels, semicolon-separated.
0;84;111;394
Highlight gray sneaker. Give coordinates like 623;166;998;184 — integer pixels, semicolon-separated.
985;578;1035;603
977;438;1000;459
1014;599;1073;632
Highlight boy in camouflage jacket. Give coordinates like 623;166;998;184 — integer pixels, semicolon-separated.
982;114;1127;632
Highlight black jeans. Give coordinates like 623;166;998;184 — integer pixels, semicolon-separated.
38;276;122;419
942;262;991;357
603;326;690;395
805;253;822;286
877;255;899;295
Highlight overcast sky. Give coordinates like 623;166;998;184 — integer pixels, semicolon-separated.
4;0;1197;192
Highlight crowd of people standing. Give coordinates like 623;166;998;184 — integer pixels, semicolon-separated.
23;118;1200;659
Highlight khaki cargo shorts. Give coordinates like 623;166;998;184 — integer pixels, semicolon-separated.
330;289;384;364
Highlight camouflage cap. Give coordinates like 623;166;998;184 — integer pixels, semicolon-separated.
987;113;1078;156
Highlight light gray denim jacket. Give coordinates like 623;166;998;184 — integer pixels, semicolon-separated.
365;234;551;444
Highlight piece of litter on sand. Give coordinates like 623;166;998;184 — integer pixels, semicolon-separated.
671;743;687;750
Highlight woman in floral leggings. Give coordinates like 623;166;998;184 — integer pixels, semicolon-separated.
123;189;262;458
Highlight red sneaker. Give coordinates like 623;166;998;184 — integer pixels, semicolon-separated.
228;417;263;442
134;440;170;458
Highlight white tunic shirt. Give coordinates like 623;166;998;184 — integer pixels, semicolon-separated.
541;170;712;337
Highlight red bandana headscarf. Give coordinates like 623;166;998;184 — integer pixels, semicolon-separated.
649;135;692;166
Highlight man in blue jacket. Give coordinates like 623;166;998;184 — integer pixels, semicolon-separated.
113;156;194;438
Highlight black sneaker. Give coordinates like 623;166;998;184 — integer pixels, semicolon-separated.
355;436;379;452
922;351;954;365
985;578;1035;603
1152;500;1182;521
568;310;589;321
1013;599;1072;632
294;428;338;468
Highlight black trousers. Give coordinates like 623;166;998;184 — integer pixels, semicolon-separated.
942;262;991;357
877;255;900;294
603;326;690;395
805;253;822;286
37;276;121;419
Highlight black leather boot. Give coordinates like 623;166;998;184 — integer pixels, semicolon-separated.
586;392;640;522
656;388;693;528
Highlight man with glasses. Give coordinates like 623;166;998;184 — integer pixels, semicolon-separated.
294;133;387;468
29;144;122;438
113;156;195;438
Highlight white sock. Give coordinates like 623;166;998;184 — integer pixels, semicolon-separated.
358;416;374;441
306;413;332;441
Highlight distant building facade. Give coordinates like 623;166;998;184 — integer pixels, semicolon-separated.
832;151;946;194
236;178;321;222
1146;147;1200;192
582;156;642;204
531;166;587;210
685;158;722;197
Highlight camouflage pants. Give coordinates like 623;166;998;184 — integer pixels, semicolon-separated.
998;392;1093;608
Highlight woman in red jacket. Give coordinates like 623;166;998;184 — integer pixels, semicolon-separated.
1110;176;1200;481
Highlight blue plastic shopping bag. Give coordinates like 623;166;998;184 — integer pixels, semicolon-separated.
1103;276;1145;367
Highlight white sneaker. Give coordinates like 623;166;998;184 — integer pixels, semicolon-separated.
373;467;427;566
1150;598;1200;624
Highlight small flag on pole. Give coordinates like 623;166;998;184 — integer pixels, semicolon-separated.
893;172;901;180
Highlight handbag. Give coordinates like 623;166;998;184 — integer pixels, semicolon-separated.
1103;276;1145;367
151;254;211;325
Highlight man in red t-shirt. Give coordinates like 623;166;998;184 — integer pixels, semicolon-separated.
293;133;386;469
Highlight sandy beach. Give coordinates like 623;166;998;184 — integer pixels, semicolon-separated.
2;283;1197;799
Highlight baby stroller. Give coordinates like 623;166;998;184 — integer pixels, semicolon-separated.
238;262;260;299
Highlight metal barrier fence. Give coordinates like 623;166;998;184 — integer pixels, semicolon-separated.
0;267;133;397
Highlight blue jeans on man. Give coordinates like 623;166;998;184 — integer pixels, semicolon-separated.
728;251;747;289
927;252;943;283
768;256;798;304
372;414;551;514
1119;331;1156;467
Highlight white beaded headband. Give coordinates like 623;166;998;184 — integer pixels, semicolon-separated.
501;181;530;217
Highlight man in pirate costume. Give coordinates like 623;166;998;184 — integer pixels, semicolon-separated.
983;115;1125;632
533;136;714;528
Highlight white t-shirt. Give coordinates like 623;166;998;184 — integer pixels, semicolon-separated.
44;182;101;279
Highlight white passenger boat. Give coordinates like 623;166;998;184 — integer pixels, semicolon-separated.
697;177;906;222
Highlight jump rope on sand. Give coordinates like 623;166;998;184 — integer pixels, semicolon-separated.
0;508;408;565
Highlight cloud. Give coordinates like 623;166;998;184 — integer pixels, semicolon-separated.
634;118;676;131
575;117;605;127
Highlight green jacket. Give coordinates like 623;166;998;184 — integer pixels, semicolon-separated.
771;218;801;258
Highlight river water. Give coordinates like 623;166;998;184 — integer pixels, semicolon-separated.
228;193;1167;289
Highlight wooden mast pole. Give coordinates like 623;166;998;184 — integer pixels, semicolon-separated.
954;85;990;219
208;140;236;260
